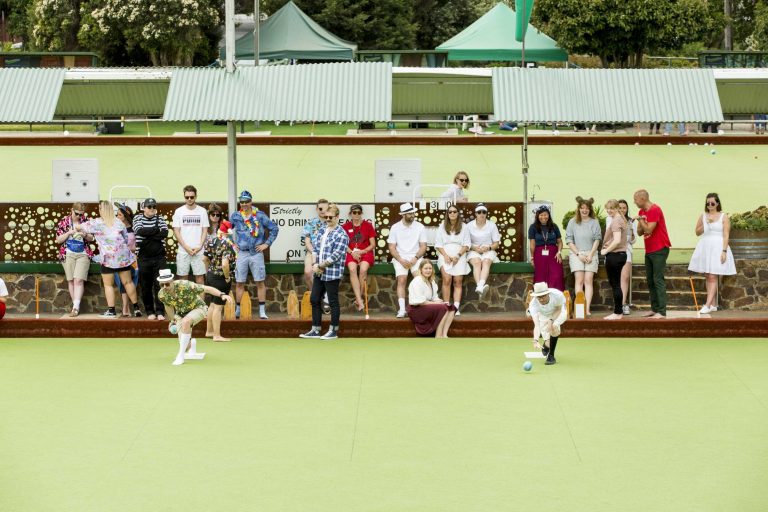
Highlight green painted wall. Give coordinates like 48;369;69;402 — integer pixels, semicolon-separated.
2;143;767;248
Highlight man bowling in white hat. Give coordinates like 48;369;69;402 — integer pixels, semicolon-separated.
527;282;568;365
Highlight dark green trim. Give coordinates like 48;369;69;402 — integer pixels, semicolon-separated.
0;261;532;274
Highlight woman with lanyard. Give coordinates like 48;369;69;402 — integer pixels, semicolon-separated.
527;205;564;291
342;204;376;312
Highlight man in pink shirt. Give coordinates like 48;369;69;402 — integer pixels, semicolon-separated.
634;189;672;319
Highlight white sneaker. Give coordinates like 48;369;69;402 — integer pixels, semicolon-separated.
454;310;460;317
481;284;490;298
699;306;711;314
709;306;718;313
172;356;185;366
622;304;631;315
396;310;406;318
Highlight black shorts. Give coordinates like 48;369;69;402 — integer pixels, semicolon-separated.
100;264;135;275
206;273;231;305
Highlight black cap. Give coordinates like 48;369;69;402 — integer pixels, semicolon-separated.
349;204;363;212
144;198;158;208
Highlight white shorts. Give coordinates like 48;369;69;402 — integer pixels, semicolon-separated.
467;250;499;263
569;251;599;273
392;256;423;277
534;313;562;340
176;251;206;276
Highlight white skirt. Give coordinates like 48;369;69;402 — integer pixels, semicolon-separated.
437;243;471;276
688;237;736;275
467;249;500;263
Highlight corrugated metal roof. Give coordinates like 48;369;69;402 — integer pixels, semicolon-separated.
55;81;170;116
492;68;724;123
0;68;65;122
164;63;392;122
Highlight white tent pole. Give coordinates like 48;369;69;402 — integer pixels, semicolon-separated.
254;0;260;65
522;123;529;262
225;0;238;215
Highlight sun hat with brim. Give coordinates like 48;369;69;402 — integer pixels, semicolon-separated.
157;269;174;282
530;282;551;297
399;203;417;215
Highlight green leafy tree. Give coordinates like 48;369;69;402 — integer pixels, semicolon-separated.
78;0;220;66
413;0;496;49
0;0;33;42
28;0;82;51
748;0;768;50
534;0;717;68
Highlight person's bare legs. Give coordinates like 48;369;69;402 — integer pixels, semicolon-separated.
620;261;631;306
452;275;463;304
359;262;370;310
469;258;482;286
211;304;229;341
205;305;214;336
441;272;452;302
573;271;584;300
584;271;595;315
348;262;362;309
480;259;492;285
396;275;407;301
256;281;266;302
235;282;245;302
101;274;117;307
436;311;456;338
705;273;718;308
303;253;314;291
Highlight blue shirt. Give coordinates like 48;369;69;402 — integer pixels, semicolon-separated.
302;217;324;247
528;224;561;247
230;209;279;252
313;225;349;281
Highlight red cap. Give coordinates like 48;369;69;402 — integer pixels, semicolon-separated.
219;220;232;233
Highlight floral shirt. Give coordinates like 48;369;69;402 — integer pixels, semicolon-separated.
56;215;95;261
80;218;136;269
302;217;324;247
158;280;207;314
203;235;238;277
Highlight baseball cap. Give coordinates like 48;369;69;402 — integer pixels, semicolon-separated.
143;198;158;208
219;220;233;233
238;190;253;202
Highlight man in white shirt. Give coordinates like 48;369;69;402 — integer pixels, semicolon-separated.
172;185;209;284
527;282;567;365
0;277;8;319
387;203;427;318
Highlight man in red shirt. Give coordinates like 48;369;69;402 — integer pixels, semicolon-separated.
634;189;672;319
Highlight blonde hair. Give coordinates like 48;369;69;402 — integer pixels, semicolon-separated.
98;200;116;226
454;171;470;189
418;259;436;284
326;203;340;217
71;202;84;212
604;199;619;210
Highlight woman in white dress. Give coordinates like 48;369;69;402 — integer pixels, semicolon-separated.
435;206;471;315
466;203;501;298
440;171;470;204
688;193;736;314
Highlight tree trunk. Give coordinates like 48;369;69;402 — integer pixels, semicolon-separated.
724;0;732;50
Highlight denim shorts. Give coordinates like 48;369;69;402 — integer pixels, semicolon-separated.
235;251;266;283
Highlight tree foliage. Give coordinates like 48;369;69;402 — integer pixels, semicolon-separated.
534;0;719;68
748;1;768;50
413;0;496;49
29;0;82;51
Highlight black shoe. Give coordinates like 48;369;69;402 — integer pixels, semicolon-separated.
100;309;117;318
133;309;143;318
299;329;322;339
545;355;556;365
541;344;549;357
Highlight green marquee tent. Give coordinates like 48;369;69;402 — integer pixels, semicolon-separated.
228;1;357;61
436;3;567;62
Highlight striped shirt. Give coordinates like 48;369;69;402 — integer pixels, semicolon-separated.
133;214;169;258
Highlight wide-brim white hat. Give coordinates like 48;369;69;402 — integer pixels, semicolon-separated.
530;282;551;297
399;203;417;215
157;269;174;282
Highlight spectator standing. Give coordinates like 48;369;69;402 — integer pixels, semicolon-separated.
77;201;141;318
600;200;628;320
528;205;564;291
0;277;7;319
634;189;672;319
407;260;456;338
755;114;767;135
55;202;95;317
440;171;470;204
565;197;602;316
466;202;500;298
688;193;736;314
388;203;428;318
648;123;661;135
203;220;237;341
230;190;279;319
612;200;637;315
302;199;329;290
342;204;376;312
528;282;567;365
206;203;224;243
172;185;209;284
133;198;169;320
435;205;471;315
114;203;138;317
299;204;349;340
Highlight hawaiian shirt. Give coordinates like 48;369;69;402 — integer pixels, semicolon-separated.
230;208;279;252
80;218;136;269
56;214;95;261
158;280;207;314
302;217;324;247
203;235;238;277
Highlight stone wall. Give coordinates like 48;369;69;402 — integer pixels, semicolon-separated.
720;259;768;310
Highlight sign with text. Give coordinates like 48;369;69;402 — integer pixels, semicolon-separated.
268;203;376;262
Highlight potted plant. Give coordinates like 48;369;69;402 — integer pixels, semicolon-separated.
729;206;768;259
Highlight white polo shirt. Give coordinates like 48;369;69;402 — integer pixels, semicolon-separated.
387;220;426;258
467;219;501;246
528;289;566;319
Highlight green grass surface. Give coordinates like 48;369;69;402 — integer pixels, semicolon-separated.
1;337;767;512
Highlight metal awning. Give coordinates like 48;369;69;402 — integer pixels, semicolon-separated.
0;68;65;122
492;68;724;123
163;62;392;122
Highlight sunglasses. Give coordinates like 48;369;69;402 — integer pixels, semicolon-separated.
73;211;85;216
448;210;459;214
706;202;718;206
476;211;487;215
351;210;362;214
184;195;196;200
239;200;252;205
209;212;221;217
323;216;336;221
458;178;468;183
